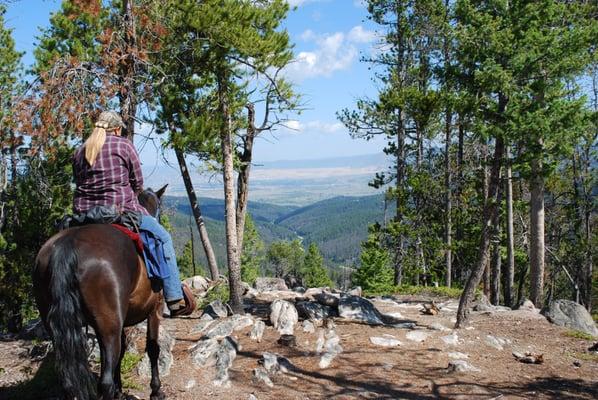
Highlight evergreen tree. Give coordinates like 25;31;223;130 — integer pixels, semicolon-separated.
302;243;333;289
241;215;264;285
352;226;394;294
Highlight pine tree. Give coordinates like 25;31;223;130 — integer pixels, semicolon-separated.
240;215;264;286
352;227;394;294
302;243;333;289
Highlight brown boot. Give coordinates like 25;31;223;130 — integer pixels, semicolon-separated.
167;284;196;317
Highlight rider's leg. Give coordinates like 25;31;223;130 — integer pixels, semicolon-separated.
140;215;184;303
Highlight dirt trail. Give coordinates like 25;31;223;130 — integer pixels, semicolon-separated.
1;295;597;399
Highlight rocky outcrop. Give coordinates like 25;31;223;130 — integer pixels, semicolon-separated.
338;295;385;325
270;300;298;335
543;299;598;337
255;277;288;292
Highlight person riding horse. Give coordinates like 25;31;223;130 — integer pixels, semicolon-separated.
73;110;192;317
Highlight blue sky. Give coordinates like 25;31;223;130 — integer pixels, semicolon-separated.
4;0;388;165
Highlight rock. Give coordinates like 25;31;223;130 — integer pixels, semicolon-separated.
304;287;325;300
138;327;175;377
185;379;196;390
249;290;305;303
429;322;450;332
338;295;385;326
441;334;459;346
277;334;296;347
517;299;540;313
255;277;288;292
318;329;343;368
405;330;429;343
512;350;543;364
543;299;598;337
202;300;229;319
250;320;266;342
383;311;404;320
213;337;238;387
302;320;315;333
253;366;273;387
296;301;336;321
184;275;210;292
190;338;220;366
421;302;440;315
231;314;255;331
448;352;469;359
19;319;49;341
29;342;52;360
347;286;362;297
203;318;236;339
293;286;306;293
314;292;340;308
192;317;216;334
448;360;480;373
370;335;402;347
270;300;298;335
485;335;510;351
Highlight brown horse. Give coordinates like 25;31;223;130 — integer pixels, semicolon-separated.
33;186;169;400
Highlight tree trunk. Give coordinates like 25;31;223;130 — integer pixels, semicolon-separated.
504;144;515;307
490;175;502;306
456;136;504;328
455;113;465;284
174;147;219;280
120;0;137;140
236;104;257;264
218;74;243;313
481;139;490;297
444;110;452;287
393;118;406;286
529;152;545;308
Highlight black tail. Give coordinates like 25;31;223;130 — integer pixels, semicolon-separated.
46;236;97;400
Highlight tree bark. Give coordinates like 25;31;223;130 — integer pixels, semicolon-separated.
456;136;504;328
455;113;465;284
490;174;502;306
529;151;545;308
218;74;243;313
236;104;257;264
393;118;406;286
174;147;219;280
504;144;515;307
444;110;452;288
481;139;490;298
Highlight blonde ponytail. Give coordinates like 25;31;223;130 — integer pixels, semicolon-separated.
84;124;108;166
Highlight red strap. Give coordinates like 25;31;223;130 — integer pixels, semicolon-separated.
111;224;144;254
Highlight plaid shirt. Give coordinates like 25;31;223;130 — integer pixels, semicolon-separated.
73;135;149;215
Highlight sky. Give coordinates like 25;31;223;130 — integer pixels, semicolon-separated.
3;0;388;167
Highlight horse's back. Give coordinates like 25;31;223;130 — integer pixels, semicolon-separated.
34;224;154;327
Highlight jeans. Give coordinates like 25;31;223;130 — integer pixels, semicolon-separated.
140;215;183;302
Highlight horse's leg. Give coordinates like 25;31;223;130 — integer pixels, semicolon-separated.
113;330;126;399
148;303;165;400
96;321;123;400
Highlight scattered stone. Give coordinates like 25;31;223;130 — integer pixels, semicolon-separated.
573;360;582;368
338;295;385;325
512;351;543;364
184;275;211;293
319;330;343;369
231;314;255;331
347;286;362;297
213;337;238;387
293;286;306;293
370;335;402;347
249;290;305;303
277;334;297;347
543;299;598;337
296;301;336;321
588;342;598;352
391;322;416;329
485;335;510;351
429;322;450;332
441;334;459;346
255;277;288;292
304;287;325;300
202;300;228;319
270;300;298;335
190;338;220;366
421;302;440;315
448;352;469;359
383;311;404;320
316;330;326;354
382;362;394;371
138;327;175;377
203;318;236;339
192;317;215;334
448;360;481;373
406;330;429;343
185;379;196;390
253;366;273;387
250;320;266;343
302;320;315;333
517;299;540;313
313;292;340;308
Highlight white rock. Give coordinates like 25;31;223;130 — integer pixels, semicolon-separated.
302;320;315;333
485;335;510;351
319;330;343;368
213;337;237;387
232;314;255;331
406;330;430;342
190;338;220;367
448;352;469;359
253;366;273;388
429;322;450;332
185;379;196;389
270;300;298;335
448;360;480;373
441;334;459;346
250;320;266;342
138;327;175;377
370;336;402;347
249;395;258;400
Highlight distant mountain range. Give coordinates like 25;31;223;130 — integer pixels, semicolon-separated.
145;153;390;206
164;193;392;269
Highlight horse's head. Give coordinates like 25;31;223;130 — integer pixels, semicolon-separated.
138;184;168;219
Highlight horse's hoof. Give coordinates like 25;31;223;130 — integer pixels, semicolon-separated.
150;391;166;400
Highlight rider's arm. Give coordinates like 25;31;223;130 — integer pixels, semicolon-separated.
125;141;144;194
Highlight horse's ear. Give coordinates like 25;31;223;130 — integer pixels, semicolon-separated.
155;184;168;199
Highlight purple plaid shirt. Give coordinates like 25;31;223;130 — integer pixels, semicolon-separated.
73;135;149;215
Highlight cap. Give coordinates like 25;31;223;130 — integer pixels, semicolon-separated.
95;110;125;130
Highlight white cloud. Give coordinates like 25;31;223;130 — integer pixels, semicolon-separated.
300;29;316;41
287;0;322;6
279;120;345;135
347;25;376;44
353;0;367;7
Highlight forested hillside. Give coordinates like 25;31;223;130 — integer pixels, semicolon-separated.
164;194;386;270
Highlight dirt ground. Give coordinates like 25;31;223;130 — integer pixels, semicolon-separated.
1;295;597;400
